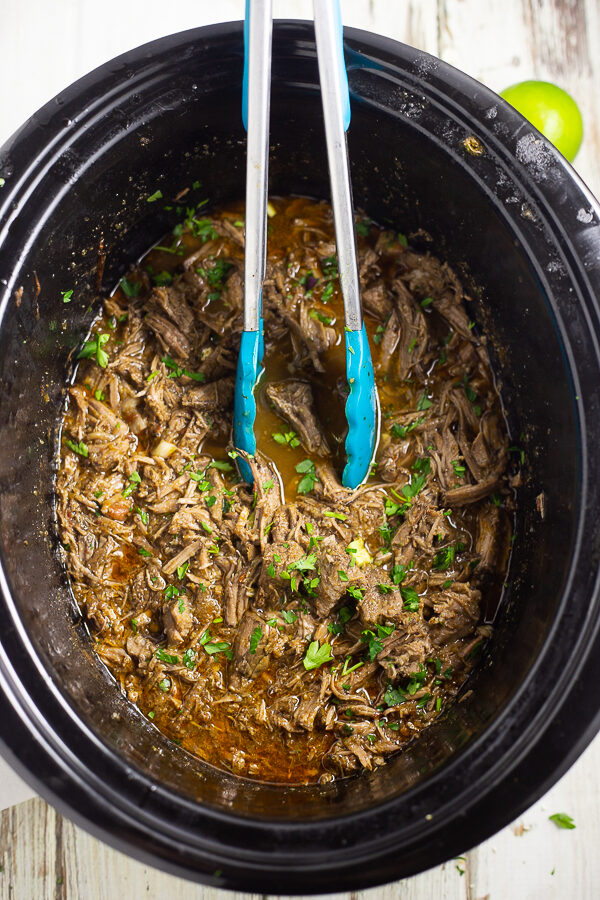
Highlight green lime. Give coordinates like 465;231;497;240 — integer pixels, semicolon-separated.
500;80;583;162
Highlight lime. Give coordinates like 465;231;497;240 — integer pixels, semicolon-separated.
500;80;583;162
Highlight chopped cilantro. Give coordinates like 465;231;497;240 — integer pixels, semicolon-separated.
433;546;456;570
361;629;384;661
384;684;406;706
406;664;427;695
451;459;466;479
373;323;386;345
377;583;394;594
341;657;364;676
390;416;424;439
151;270;173;286
77;333;110;368
209;460;234;472
549;813;575;830
310;309;333;325
189;217;218;242
391;564;407;584
183;648;196;670
120;277;141;298
65;439;88;458
287;553;317;572
147;190;163;202
272;429;300;448
249;626;263;654
303;640;333;671
199;630;232;657
122;470;141;498
161;355;205;382
156;649;180;665
296;459;317;494
401;585;420;611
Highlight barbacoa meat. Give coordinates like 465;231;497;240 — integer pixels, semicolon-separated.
56;196;512;785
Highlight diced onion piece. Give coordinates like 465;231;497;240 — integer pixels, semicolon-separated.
266;201;276;218
347;537;372;567
152;439;178;458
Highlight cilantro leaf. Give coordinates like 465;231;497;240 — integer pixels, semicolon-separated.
77;333;110;368
287;553;317;572
272;430;300;448
156;649;180;665
65;439;88;458
391;564;407;585
122;470;141;498
384;684;406;707
209;460;233;472
249;626;263;655
361;629;383;661
161;355;205;382
183;648;196;670
549;813;576;830
120;277;141;298
296;459;317;494
303;640;333;671
433;546;456;570
401;585;420;611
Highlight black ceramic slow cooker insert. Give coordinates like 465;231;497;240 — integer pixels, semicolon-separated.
1;21;600;894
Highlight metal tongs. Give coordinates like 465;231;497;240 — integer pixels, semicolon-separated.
233;0;377;489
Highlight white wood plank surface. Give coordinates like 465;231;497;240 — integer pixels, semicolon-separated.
1;1;600;898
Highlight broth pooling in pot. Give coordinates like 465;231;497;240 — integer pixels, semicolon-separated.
56;197;512;784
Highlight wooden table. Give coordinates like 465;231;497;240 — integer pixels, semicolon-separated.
1;0;600;897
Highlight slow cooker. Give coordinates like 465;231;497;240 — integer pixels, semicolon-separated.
0;21;599;893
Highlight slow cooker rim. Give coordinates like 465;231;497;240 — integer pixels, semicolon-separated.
1;19;600;893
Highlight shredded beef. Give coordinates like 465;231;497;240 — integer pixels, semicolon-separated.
56;196;511;784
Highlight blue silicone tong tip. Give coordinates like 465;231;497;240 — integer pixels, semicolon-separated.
235;0;377;489
233;317;264;485
314;0;377;488
342;324;378;488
